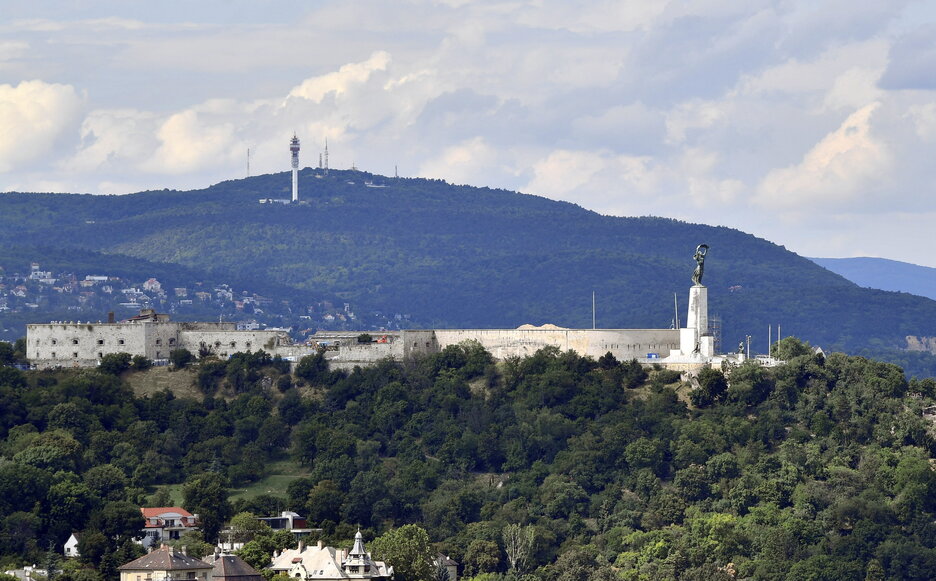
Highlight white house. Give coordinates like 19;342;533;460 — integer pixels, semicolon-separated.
140;507;200;549
269;533;392;580
64;533;80;558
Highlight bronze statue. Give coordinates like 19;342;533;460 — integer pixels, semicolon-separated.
691;244;709;285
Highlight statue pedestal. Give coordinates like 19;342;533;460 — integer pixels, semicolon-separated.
676;285;713;357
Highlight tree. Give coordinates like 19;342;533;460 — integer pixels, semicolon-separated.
149;487;173;507
464;539;500;577
182;472;233;542
0;342;15;366
771;336;813;361
371;525;434;581
99;353;132;375
131;355;152;371
503;524;535;574
228;512;272;544
169;348;194;369
295;353;329;384
690;367;728;407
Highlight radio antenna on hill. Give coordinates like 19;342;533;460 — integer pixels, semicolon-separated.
592;291;596;329
246;148;250;177
673;293;680;329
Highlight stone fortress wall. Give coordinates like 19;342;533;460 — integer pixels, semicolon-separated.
27;248;735;373
26;314;287;369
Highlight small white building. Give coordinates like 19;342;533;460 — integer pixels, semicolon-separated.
64;533;80;558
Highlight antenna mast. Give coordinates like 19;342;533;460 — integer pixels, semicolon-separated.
592;291;596;330
673;293;680;329
247;148;250;177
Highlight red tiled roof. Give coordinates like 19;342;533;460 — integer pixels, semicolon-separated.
141;507;193;518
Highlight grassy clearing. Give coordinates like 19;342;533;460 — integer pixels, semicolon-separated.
229;460;310;501
126;366;201;399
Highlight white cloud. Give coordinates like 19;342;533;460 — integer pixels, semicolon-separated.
756;102;889;209
288;51;392;104
418;137;501;185
0;80;84;172
143;110;240;174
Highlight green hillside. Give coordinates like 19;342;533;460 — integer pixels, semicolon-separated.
3;170;936;374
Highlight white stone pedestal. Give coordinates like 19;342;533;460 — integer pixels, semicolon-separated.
674;285;713;357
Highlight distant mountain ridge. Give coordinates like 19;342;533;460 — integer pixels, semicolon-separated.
810;257;936;301
2;168;936;376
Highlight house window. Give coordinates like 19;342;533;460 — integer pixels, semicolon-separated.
51;352;56;358
187;573;196;580
156;352;161;359
51;339;57;345
230;341;236;348
169;338;176;345
245;342;251;349
97;339;104;345
72;339;79;345
118;339;125;345
73;352;78;358
98;353;103;358
156;339;162;345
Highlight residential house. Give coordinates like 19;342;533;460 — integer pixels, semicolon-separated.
118;545;213;581
64;533;80;558
434;555;458;581
257;511;315;541
202;552;263;581
141;507;200;550
269;532;392;580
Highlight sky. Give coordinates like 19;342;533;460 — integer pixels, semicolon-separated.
2;0;936;266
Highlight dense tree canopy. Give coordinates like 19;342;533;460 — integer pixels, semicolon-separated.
0;338;934;580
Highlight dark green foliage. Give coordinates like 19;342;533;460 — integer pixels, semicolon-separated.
169;348;193;369
0;338;934;579
690;367;728;407
98;353;132;375
357;333;373;344
130;355;152;371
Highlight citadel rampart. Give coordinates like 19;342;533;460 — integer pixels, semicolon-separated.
26;314;287;369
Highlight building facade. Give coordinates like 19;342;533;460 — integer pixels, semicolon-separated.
118;545;213;581
27;310;289;369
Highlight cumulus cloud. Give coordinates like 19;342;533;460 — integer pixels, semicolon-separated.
756;102;890;209
0;80;84;172
143;110;240;174
288;51;392;104
418;137;503;186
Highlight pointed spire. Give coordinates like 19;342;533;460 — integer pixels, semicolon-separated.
350;529;366;557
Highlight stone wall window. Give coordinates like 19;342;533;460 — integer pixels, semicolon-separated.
169;338;176;345
51;352;56;358
73;352;78;358
72;339;79;345
97;339;104;345
118;339;125;345
51;339;57;345
156;339;162;345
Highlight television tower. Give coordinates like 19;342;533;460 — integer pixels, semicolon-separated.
290;134;300;202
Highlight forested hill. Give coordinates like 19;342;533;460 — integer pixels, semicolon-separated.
811;257;936;302
3;169;936;372
2;340;936;579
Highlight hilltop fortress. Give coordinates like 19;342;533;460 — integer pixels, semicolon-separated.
28;245;750;371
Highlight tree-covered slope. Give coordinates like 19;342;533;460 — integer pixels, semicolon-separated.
811;257;936;301
3;170;936;362
3;341;936;579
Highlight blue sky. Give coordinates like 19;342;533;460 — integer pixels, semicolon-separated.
2;1;936;266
